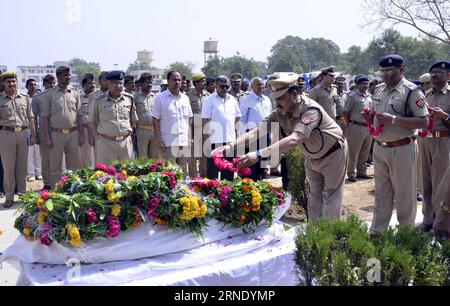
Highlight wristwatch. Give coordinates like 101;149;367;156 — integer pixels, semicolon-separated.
256;150;262;160
391;116;397;125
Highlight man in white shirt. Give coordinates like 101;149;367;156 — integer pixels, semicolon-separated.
240;77;272;181
152;71;193;176
201;75;241;180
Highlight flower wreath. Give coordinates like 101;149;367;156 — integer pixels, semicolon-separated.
212;154;252;177
363;108;384;136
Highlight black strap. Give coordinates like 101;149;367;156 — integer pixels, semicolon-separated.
301;106;325;155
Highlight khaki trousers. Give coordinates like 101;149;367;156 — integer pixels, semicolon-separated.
49;131;81;187
136;127;160;160
305;139;348;222
80;126;94;168
38;128;51;186
420;137;450;226
346;123;372;178
160;146;189;177
0;130;29;201
95;135;134;165
370;141;417;234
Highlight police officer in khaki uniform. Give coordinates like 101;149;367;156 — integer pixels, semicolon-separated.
213;73;348;222
343;75;373;181
228;73;250;104
134;73;159;160
418;61;450;231
41;66;83;187
79;74;96;168
309;66;340;121
31;74;56;190
88;71;137;164
364;55;429;236
187;72;209;178
0;72;36;208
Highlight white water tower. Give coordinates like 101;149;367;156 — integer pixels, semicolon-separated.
203;39;219;66
137;49;154;66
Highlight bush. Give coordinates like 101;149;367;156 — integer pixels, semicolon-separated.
294;215;449;286
285;148;308;211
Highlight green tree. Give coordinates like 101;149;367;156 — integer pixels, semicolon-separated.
164;62;193;80
340;45;370;75
126;61;152;74
68;58;102;83
267;36;341;73
202;55;267;79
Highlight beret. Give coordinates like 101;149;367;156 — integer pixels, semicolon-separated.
106;71;125;81
230;73;243;81
379;55;404;67
429;60;450;72
355;75;369;84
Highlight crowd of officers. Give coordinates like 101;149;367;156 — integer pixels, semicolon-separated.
0;55;449;237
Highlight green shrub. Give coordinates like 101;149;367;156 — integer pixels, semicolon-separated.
285;148;308;211
294;215;449;286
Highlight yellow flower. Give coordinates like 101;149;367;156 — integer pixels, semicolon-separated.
90;170;107;180
23;228;31;236
240;215;246;224
37;212;48;225
107;193;119;203
251;189;262;207
105;179;115;192
200;204;207;217
128;176;137;181
66;223;82;247
50;192;57;197
36;197;45;207
111;204;122;217
242;178;254;183
243;185;252;192
121;170;127;176
156;218;167;225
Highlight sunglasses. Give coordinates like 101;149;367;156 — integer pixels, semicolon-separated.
218;84;230;90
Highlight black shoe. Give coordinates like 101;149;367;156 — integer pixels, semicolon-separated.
42;185;52;191
417;193;423;202
356;174;372;180
270;170;282;177
347;177;357;182
417;223;432;232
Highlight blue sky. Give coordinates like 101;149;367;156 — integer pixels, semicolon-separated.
1;0;418;72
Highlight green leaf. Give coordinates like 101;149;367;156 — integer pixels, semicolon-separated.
45;199;54;211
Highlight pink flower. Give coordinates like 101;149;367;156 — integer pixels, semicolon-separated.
150;160;165;172
95;164;109;172
115;173;127;181
161;171;177;188
39;189;51;201
237;168;252;177
87;208;98;223
148;197;161;219
106;167;117;175
106;215;121;238
40;223;53;246
58;176;68;185
219;186;233;207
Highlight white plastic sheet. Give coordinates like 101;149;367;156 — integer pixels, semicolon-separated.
18;222;298;286
1;197;291;265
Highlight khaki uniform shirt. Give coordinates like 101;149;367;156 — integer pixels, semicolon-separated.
344;90;373;122
228;89;250;104
426;85;450;131
309;84;339;119
80;91;93;125
372;78;428;142
134;90;155;125
0;92;34;127
187;88;209;114
87;91;137;137
40;86;81;128
263;94;343;160
31;91;47;128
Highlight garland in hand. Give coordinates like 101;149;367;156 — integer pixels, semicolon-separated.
363;108;384;136
212;154;252;177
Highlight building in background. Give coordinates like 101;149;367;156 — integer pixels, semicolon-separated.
16;62;81;92
0;65;7;73
127;50;164;89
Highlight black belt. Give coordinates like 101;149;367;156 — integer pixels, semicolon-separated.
320;142;341;159
0;126;28;132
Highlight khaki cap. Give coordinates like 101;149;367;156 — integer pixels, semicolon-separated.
267;73;299;99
